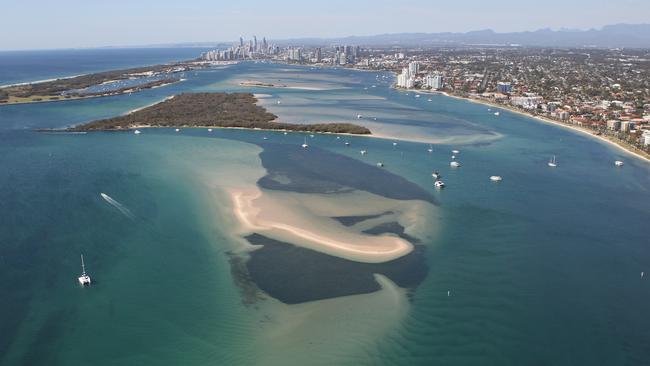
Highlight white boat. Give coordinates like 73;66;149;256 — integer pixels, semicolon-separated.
78;254;91;286
360;150;367;155
283;131;288;135
494;112;500;116
133;129;141;135
376;162;384;167
301;137;309;149
263;136;268;140
344;141;350;146
277;101;281;104
434;180;445;189
451;155;456;159
309;134;315;138
175;128;180;132
432;171;441;179
415;94;421;98
392;142;398;146
452;149;460;154
450;161;461;167
490;175;503;182
427;144;433;153
207;128;213;132
428;99;432;102
357;114;363;119
615;160;624;166
548;155;557;167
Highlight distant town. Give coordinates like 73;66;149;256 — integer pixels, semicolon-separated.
201;36;650;156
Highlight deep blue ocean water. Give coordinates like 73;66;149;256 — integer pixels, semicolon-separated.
1;50;649;365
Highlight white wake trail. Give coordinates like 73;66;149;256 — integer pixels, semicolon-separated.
100;193;135;219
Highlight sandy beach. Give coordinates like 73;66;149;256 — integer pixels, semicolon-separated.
229;187;433;263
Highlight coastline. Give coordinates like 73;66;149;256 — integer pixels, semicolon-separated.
459;95;650;164
391;85;650;164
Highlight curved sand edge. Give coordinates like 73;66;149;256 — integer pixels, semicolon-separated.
229;187;433;263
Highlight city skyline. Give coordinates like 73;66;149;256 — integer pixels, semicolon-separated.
2;0;650;50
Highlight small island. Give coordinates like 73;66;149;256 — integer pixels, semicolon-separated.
67;92;372;134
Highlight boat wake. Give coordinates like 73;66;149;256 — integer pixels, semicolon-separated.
100;193;135;220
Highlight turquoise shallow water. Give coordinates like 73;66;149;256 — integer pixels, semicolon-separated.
1;53;650;365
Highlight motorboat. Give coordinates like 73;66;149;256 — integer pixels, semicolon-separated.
133;129;141;135
615;160;624;166
490;175;503;182
301;137;309;149
376;162;384;167
434;180;445;189
432;171;441;179
450;161;461;167
360;150;367;155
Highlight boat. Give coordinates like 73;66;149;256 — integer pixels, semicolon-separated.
415;94;421;98
357;114;363;119
494;112;500;116
428;99;432;102
434;180;445;189
615;160;624;166
283;131;288;135
376;162;384;167
301;137;309;149
360;150;367;155
490;175;503;182
427;144;433;153
344;141;350;146
133;129;141;135
548;155;557;167
392;142;398;146
452;149;460;154
450;161;461;167
78;254;91;286
277;101;281;104
432;171;441;179
263;136;268;140
207;128;213;132
451;155;456;159
309;134;315;138
175;128;180;132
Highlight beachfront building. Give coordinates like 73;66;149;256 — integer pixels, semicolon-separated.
643;131;650;146
510;94;543;110
607;120;621;131
408;61;420;76
426;73;444;90
397;68;416;89
497;82;513;94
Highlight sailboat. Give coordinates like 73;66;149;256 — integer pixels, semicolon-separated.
78;254;91;286
301;137;309;149
427;144;433;153
548;155;557;167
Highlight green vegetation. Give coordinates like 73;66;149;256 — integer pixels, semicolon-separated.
69;92;372;134
0;63;195;105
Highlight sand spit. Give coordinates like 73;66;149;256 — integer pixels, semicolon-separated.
229;187;433;263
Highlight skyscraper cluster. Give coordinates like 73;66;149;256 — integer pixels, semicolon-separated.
335;45;362;65
202;35;279;61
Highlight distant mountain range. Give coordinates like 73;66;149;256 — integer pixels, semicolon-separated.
129;24;650;50
279;24;650;48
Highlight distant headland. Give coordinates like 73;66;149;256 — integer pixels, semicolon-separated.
65;92;371;134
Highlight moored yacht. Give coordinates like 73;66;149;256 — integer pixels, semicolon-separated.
450;161;461;167
301;137;309;149
434;180;445;189
548;155;557;167
432;171;441;179
133;129;141;135
490;175;503;182
615;160;624;166
360;150;367;155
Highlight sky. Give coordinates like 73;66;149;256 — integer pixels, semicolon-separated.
1;0;648;50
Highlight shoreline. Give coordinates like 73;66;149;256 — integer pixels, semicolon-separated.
390;84;650;164
460;95;650;164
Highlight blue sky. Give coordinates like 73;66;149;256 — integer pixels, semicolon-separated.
1;0;648;50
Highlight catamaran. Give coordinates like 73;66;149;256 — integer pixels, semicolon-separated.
78;254;91;286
